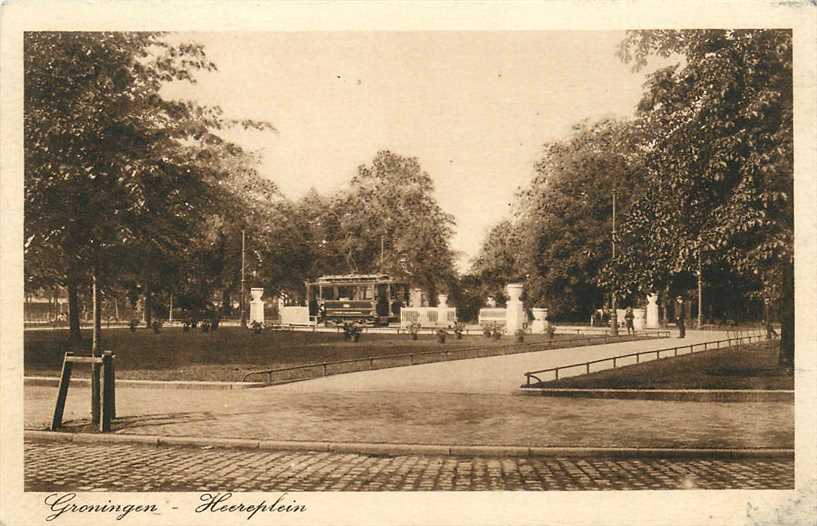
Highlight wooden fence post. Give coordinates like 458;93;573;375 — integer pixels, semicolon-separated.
100;351;113;432
109;355;116;419
90;362;101;424
50;352;74;431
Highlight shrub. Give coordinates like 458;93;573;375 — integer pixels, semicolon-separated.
408;322;422;341
129;319;140;332
453;322;465;339
151;320;163;334
547;324;557;339
515;328;525;343
200;319;211;333
182;320;191;332
251;320;263;334
482;324;493;338
436;328;447;344
342;321;362;342
492;325;503;340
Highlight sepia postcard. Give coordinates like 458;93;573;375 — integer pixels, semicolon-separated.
1;1;816;525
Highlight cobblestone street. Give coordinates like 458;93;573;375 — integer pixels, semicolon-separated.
25;440;793;492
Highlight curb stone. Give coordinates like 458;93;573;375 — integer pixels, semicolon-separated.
258;440;329;452
73;433;159;446
328;442;451;456
158;436;260;449
449;445;530;458
24;376;266;390
516;388;794;402
24;430;793;460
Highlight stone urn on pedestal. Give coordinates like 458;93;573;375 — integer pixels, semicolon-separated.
531;307;548;334
505;283;525;334
646;294;659;329
409;288;424;308
633;308;646;331
249;288;265;326
437;293;449;328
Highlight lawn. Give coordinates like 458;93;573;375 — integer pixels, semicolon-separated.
533;343;793;390
24;327;643;382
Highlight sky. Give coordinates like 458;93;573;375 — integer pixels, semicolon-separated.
164;31;673;271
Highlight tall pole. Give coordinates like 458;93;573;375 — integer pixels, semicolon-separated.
240;229;247;328
610;190;619;336
697;249;703;329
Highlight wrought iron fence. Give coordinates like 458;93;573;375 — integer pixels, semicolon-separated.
522;331;775;387
242;331;671;385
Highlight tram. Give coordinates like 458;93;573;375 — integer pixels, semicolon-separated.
305;274;409;326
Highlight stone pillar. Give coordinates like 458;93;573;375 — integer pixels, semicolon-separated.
437;294;450;327
410;288;424;308
505;283;525;334
531;307;548;334
437;294;448;308
646;294;659;329
633;308;646;331
249;288;265;325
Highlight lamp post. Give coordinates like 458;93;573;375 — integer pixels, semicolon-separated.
240;229;247;328
697;248;703;329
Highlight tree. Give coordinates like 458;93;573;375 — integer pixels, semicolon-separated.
617;30;793;364
24;32;273;342
470;219;525;304
494;119;644;319
334;151;458;299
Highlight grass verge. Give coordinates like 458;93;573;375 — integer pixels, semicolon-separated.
531;342;792;390
24;327;652;382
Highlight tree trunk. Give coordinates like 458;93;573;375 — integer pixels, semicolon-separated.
697;262;703;329
144;282;152;328
67;280;82;345
222;289;231;316
92;273;101;355
779;261;794;367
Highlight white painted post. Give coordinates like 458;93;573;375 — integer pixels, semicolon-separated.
505;283;525;334
646;294;660;329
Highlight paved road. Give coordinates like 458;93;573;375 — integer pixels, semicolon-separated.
273;330;735;394
24;440;793;491
26;330;790;449
26;385;792;449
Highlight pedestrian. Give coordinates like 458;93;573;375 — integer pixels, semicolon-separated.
624;306;635;335
676;296;686;338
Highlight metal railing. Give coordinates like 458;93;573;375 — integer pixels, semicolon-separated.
242;331;671;385
522;330;774;387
